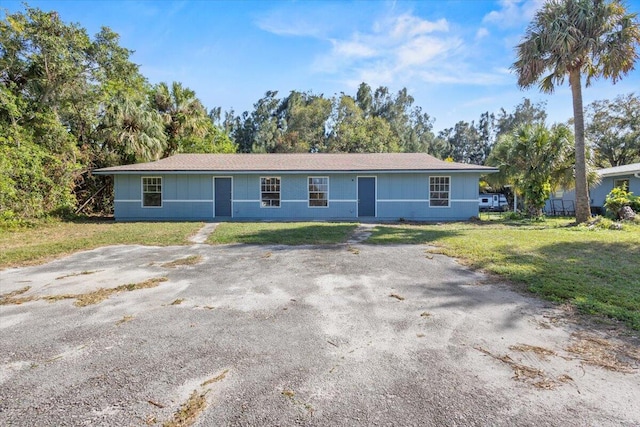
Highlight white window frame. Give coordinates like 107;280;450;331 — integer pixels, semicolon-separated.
260;176;281;208
142;176;162;208
308;176;329;208
614;179;630;190
429;176;450;208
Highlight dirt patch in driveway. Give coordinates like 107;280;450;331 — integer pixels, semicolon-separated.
0;243;638;426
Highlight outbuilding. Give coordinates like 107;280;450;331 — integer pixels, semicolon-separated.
94;153;496;222
546;162;640;215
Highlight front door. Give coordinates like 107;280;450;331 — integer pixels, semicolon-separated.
214;177;232;217
358;177;376;217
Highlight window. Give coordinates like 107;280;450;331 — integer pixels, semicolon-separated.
308;177;328;207
261;177;280;207
430;176;450;207
142;177;162;207
615;179;630;190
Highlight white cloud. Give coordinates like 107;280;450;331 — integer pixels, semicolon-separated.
418;68;508;86
396;36;460;68
476;27;490;40
482;0;545;28
255;10;325;37
261;7;512;90
390;15;449;38
310;12;472;88
331;38;377;58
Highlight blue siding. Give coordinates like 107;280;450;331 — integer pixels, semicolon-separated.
590;175;639;207
546;173;640;213
114;174;213;221
113;172;482;221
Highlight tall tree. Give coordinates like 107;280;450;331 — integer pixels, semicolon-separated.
404;106;437;154
355;82;373;118
496;98;547;138
151;81;209;157
250;90;281;152
328;95;399;153
438;121;482;164
585;93;640;167
96;95;166;164
279;91;332;152
1;7;93;216
513;0;640;223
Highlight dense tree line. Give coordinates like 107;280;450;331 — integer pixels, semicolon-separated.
1;4;637;221
219;84;439;155
0;6;233;219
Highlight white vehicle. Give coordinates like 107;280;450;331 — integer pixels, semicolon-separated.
479;193;508;211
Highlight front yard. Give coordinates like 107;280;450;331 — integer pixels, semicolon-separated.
1;218;638;330
368;219;640;330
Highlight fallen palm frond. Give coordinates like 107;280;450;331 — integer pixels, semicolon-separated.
509;344;557;359
163;369;230;427
567;332;638;373
0;278;167;307
116;315;135;325
475;346;571;389
0;286;31;305
56;270;102;280
163;390;208;427
161;256;202;268
201;369;229;387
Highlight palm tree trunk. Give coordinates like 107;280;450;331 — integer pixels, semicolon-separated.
569;69;591;224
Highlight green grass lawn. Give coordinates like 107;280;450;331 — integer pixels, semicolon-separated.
368;219;640;331
3;217;638;331
0;220;202;268
207;222;358;245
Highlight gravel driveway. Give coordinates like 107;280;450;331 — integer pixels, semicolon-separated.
1;239;638;426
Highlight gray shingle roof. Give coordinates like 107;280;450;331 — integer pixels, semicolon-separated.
94;153;496;174
597;162;640;178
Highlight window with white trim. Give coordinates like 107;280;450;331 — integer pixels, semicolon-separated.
614;179;629;190
261;177;280;207
430;176;450;207
142;177;162;207
308;177;328;207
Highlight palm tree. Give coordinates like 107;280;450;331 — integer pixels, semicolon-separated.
487;124;576;217
152;82;209;157
97;95;166;164
513;0;640;223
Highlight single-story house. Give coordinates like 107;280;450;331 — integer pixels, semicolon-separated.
94;153;497;222
546;162;640;215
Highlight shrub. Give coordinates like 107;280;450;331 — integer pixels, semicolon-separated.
579;216;623;231
630;195;640;213
0;210;35;231
502;211;526;221
604;186;632;219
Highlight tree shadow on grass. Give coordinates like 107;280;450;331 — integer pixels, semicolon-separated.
366;226;461;244
443;239;639;331
208;223;359;246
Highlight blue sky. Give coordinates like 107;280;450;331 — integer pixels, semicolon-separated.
4;0;640;132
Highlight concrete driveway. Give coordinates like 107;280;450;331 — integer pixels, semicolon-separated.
1;238;639;426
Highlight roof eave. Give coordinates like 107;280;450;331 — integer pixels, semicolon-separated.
598;170;640;178
94;168;497;175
